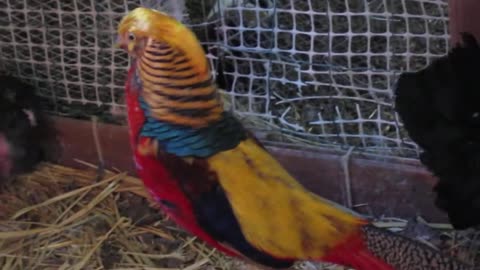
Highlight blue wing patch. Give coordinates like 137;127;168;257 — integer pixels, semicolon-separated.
139;97;247;157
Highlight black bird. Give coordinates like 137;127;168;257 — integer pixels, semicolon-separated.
0;75;59;184
394;32;480;229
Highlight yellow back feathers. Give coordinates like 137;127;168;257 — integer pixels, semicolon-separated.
117;7;210;76
207;138;366;258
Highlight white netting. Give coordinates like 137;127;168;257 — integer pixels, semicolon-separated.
0;0;450;158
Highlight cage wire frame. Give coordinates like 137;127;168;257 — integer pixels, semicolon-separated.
0;0;450;159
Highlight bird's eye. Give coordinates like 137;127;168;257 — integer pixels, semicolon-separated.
128;33;136;41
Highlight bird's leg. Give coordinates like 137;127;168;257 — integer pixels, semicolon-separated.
340;146;355;209
91;116;105;181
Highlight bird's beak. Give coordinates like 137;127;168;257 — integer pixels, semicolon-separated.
115;35;136;54
127;42;135;53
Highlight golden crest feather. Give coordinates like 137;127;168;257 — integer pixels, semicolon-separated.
118;7;210;77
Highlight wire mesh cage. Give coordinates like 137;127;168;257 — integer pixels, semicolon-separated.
0;0;450;159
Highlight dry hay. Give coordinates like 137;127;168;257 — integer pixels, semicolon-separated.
0;163;477;269
0;163;341;270
0;163;234;269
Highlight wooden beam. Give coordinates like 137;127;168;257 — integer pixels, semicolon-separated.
51;116;447;222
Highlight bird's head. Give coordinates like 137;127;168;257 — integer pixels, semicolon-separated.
116;7;209;75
